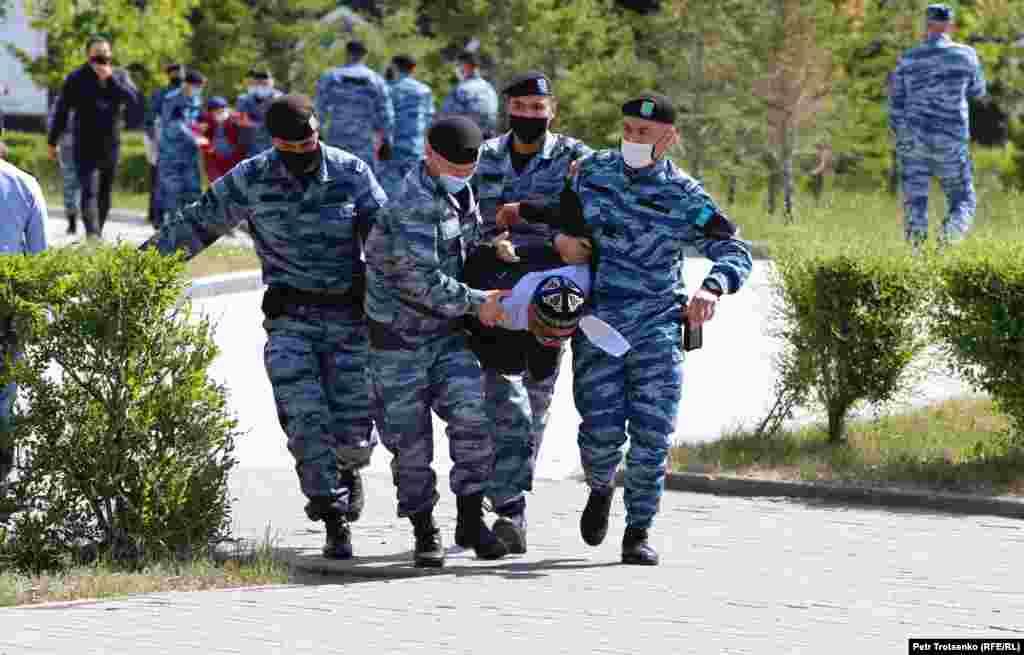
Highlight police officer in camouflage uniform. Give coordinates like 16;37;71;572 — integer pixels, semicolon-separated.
315;40;395;173
471;71;593;553
364;117;511;568
889;3;986;250
156;70;206;224
142;94;385;560
47;95;81;235
236;69;283;158
378;54;434;199
551;93;752;565
440;51;499;139
144;64;184;227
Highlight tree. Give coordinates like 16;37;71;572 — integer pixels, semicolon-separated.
187;0;263;102
9;0;198;95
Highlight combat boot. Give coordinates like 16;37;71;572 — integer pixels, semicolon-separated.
491;497;527;554
322;515;353;560
455;494;508;560
580;487;615;546
621;526;659;566
409;510;445;568
339;469;364;522
66;210;78;235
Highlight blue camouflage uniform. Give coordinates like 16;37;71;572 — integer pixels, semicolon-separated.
379;73;434;198
364;162;494;518
570;150;752;529
237;86;283;157
889;32;986;245
474;131;593;515
47;98;80;216
441;72;499;138
314;62;395;171
142;144;386;521
156;89;204;218
145;83;179;223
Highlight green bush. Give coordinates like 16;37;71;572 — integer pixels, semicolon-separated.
764;241;931;442
932;238;1024;443
0;245;240;573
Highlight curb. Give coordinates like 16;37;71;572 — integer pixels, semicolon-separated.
645;471;1024;520
47;206;149;227
184;270;264;300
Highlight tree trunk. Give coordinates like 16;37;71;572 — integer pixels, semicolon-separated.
689;36;706;180
781;118;795;224
727;174;737;205
827;403;847;443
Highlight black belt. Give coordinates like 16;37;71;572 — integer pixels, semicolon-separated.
261;284;362;319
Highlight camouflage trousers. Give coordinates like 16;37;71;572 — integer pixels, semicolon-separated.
573;322;682;530
898;134;976;246
58;145;81;213
156;153;202;217
368;331;494;517
486;344;563;516
263;305;375;520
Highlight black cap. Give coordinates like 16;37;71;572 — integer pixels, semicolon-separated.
251;69;272;80
503;70;553;97
457;50;479;66
185;70;206;85
532;275;586;329
622;91;676;125
392;54;416;72
346;40;367;57
265;94;318;141
428;116;482;165
165;63;183;75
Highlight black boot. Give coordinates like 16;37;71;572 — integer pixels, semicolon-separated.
580;487;615;546
410;510;445;568
491;497;527;554
621;526;659;566
82;208;100;240
339;469;364;522
66;210;78;235
322;515;353;560
455;494;508;560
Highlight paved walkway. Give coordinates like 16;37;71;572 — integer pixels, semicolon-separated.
4;469;1023;653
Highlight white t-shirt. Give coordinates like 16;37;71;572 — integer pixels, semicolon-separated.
498;264;591;331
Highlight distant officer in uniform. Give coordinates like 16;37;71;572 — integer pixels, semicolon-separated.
379;54;434;199
236;69;283;157
142;94;385;560
889;3;987;249
144;63;184;227
315;40;396;172
470;70;592;552
364;117;511;568
47;94;81;235
440;51;499;139
543;93;753;565
156;70;207;224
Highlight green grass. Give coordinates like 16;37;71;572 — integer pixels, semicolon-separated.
672;397;1024;496
0;528;289;607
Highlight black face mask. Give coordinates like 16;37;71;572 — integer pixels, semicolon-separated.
90;55;112;65
279;149;322;179
509;115;549;145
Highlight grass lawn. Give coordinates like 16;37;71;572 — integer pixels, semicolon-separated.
0;534;289;608
672;397;1024;497
185;244;261;279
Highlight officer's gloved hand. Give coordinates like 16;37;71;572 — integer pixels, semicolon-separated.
378;140;393;161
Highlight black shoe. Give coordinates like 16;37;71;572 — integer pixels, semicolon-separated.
410;511;445;568
580;487;615;547
621;526;658;566
492;514;527;554
322;516;353;560
66;212;78;235
340;469;364;522
455;494;509;560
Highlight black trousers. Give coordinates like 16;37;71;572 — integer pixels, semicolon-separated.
147;164;159;225
76;150;118;237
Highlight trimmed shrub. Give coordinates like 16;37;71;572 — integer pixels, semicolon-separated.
932;238;1024;443
764;241;931;442
0;245;240;572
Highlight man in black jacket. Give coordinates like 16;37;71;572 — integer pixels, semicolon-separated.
47;37;142;238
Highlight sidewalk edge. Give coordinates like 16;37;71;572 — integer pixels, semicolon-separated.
184;271;264;299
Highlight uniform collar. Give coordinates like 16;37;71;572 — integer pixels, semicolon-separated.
925;33;951;44
621;154;670;180
268;143;331;184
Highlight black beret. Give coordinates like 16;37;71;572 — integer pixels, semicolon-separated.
428;116;482;165
265;94;318;142
457;50;479;66
926;4;953;22
622;91;676;124
185;70;206;85
392;54;416;71
503;70;553;97
346;40;367;56
251;69;272;80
